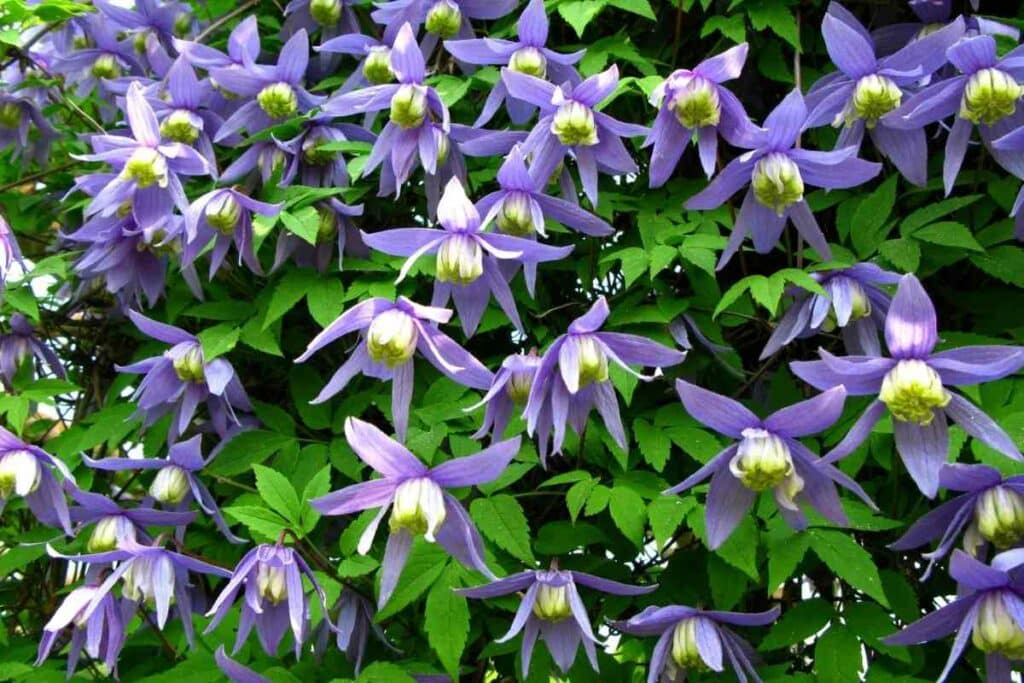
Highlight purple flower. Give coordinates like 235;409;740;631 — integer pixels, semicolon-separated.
148;57;224;167
36;576;129;677
989;124;1024;239
891;463;1024;579
0;314;65;388
364;177;572;336
685;89;882;270
272;198;367;273
0;426;73;534
315;590;392;673
0;213;23;293
612;603;780;682
887;34;1024;194
469;350;541;441
502;65;649;207
75;82;212;231
646;43;759;184
322;24;450;194
872;1;1017;58
205;543;329;657
94;0;187;53
84;434;244;543
791;274;1024;498
68;486;196;553
883;549;1024;682
0;87;58;164
221;140;293;185
174;15;261;71
273;115;375;188
183;187;282;279
117;311;252;442
667;381;875;549
211;30;325;141
804;5;965;186
456;567;657;675
52;15;143;99
372;0;518;47
759;263;900;360
524;297;686;462
310;418;521;607
284;0;360;37
215;645;269;683
317;32;397;94
295;296;493;440
444;0;584;127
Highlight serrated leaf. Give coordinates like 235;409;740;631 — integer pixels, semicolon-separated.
809;529;889;606
566;477;598;523
815;624;863;683
766;530;809;594
301;465;332;533
253;464;302;526
746;0;799;49
357;663;417;683
609;486;647;546
634;418;671;471
647;496;691;549
971;245;1024;287
851;175;897;258
470;495;535;563
700;14;746;43
759;597;833;650
558;0;609;37
306;277;345;328
425;566;470;679
280;206;320;245
197;323;240;361
900;194;981;234
912;221;984;252
879;238;920;273
607;0;656;19
264;269;319;329
375;541;449;620
206;431;294;476
223;505;290;541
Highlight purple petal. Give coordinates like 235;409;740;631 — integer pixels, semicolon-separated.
822;11;877;78
456;571;535;599
764;386;846;438
882;593;976;645
310;478;398;516
821;399;888;464
893;414;949;498
675;379;758;438
501;68;557;108
947;34;998;74
127;310;193;345
296;298;391;362
378;529;413;608
930;346;1024;386
885;274;937;359
429;437;521;487
570;571;657;596
944;393;1023;461
705;465;756;550
664;445;737;495
344;417;427;479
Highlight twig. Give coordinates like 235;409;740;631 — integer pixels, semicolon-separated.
0;160;80;194
195;0;260;44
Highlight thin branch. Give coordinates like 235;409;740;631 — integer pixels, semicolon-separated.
0;160;80;194
194;0;261;44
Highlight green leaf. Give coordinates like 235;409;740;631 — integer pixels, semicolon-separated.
634;418;671;471
746;0;799;49
375;541;449;621
470;495;535;563
357;663;418;683
609;486;647;546
301;465;332;533
759;597;834;650
851;175;897;258
844;601;909;662
815;624;863;683
0;544;45;578
425;565;470;679
557;0;609;37
647;496;692;549
197;323;240;361
306;277;345;328
701;14;746;43
566;477;598;523
899;194;981;234
429;74;472;107
264;269;319;329
223;505;290;541
253;465;303;526
765;525;809;594
971;245;1024;287
280;206;321;245
607;0;656;20
809;529;889;606
206;431;295;476
912;221;985;252
878;238;921;273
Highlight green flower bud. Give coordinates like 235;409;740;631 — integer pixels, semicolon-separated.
573;336;609;388
160;109;200;144
671;618;708;671
434;129;450;165
316;206;339;244
961;68;1023;125
122;555;177;608
149;465;190;505
532;584;572;622
257;563;288;604
0;450;41;499
878;359;950;425
389;477;447;540
850;74;902;126
508;47;547;79
363;47;395;85
257;82;299;120
133;31;149;54
0;102;21;128
973;592;1024;659
367;309;418;367
73;35;91;50
425;0;462;39
205;193;242;235
87;515;134;553
975;486;1024;548
172;345;206;383
751;152;804;215
309;0;343;26
496;193;536;236
303;135;338;166
91;54;122;80
436;234;483;285
730;428;796;492
551;101;598;146
173;12;192;37
121;148;169;189
507;368;534;405
389;84;428;129
671;76;721;129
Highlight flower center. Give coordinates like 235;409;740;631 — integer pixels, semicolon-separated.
671;618;708;671
671;76;721;129
316;206;338;244
496;193;536;236
390;84;428;129
532;583;572;622
961;68;1023;125
257;82;299;119
551;101;598;146
171;345;206;383
302;136;338;166
149;465;190;504
0;102;21;128
367;309;418;367
507;368;534;405
0;449;41;499
730;429;798;493
87;515;134;553
975;486;1024;548
257;563;288;604
509;47;547;79
160;109;200;144
205;193;242;235
973;592;1024;659
573;335;609;388
122;148;169;189
850;74;902;126
436;234;483;285
878;359;950;425
389;477;446;540
425;0;462;38
122;555;176;608
91;54;121;79
752;152;804;215
363;47;395;85
309;0;343;26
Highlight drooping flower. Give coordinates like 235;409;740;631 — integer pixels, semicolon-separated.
273;115;375;188
0;426;73;535
316;32;397;94
295;297;492;440
872;0;1017;61
173;15;261;71
456;567;657;675
759;263;900;360
315;590;393;673
311;418;520;607
363;177;572;336
502;65;649;206
883;549;1024;682
116;311;252;443
611;603;781;682
284;0;360;38
791;274;1024;497
0;84;58;165
215;645;270;683
0;213;24;294
84;434;244;543
272;198;366;273
523;297;686;463
468;350;541;441
182;187;282;279
0;314;65;388
67;487;196;553
372;0;518;48
205;543;329;657
685;89;881;269
890;463;1024;579
443;0;584;127
93;0;187;53
666;381;875;549
51;15;143;100
804;5;965;186
148;57;224;166
646;43;760;184
988;123;1024;239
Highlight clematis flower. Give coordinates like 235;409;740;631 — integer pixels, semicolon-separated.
173;15;261;71
372;0;518;48
988;125;1024;239
759;263;900;360
295;296;492;440
310;418;521;607
456;567;657;675
317;32;397;94
804;5;965;186
666;382;876;549
646;43;760;184
48;538;231;646
791;274;1024;498
284;0;360;37
212;30;325;140
523;297;686;462
611;603;780;683
117;311;252;443
84;434;244;544
52;15;143;100
363;177;572;336
0;427;73;534
182;187;282;279
205;543;329;657
883;549;1024;682
272;198;366;273
872;0;1017;59
444;0;584;127
887;34;1024;194
0;87;58;164
273;115;375;188
75;82;212;232
0;314;65;388
322;24;449;194
67;487;196;553
220;140;293;185
315;590;393;673
148;57;224;167
0;214;24;294
216;646;269;683
94;0;187;53
891;463;1024;579
685;89;881;269
469;350;541;441
502;65;649;207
